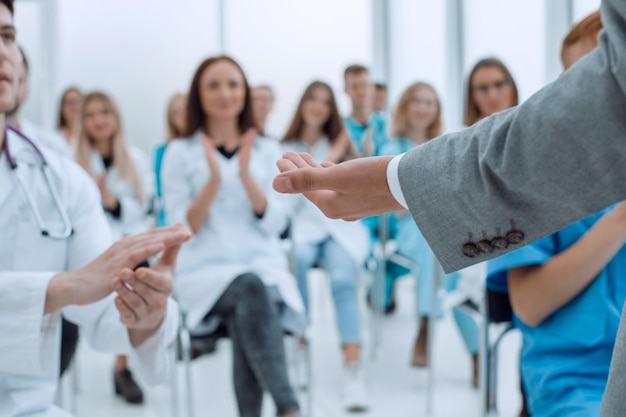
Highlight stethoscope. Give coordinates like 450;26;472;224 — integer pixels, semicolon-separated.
2;126;73;239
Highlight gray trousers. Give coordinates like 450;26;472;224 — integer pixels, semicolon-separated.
209;273;299;417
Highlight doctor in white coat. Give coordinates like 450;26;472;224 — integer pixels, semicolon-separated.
0;4;190;414
75;91;154;241
161;56;303;417
74;91;156;402
281;81;370;412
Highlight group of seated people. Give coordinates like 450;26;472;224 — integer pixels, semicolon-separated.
6;4;620;417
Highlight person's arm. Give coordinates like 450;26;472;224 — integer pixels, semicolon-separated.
508;203;626;327
326;130;352;163
274;0;626;273
239;130;267;217
185;136;222;233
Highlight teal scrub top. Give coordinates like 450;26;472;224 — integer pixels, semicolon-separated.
152;142;168;227
343;111;389;156
487;205;626;417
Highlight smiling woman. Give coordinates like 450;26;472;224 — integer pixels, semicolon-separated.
161;55;305;417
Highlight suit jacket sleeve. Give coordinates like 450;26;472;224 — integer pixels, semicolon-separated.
398;0;626;274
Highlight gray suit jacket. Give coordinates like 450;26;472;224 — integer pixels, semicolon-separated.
397;1;626;415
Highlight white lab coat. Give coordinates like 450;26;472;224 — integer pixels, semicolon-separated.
282;138;369;265
161;133;304;329
0;129;178;417
88;146;154;240
18;119;72;158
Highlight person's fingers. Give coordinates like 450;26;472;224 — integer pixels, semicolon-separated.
133;267;173;296
243;128;257;143
283;151;311;169
117;225;190;253
113;270;149;313
125;243;165;267
153;240;183;271
115;296;138;326
299;152;321;168
273;167;333;193
320;161;335;168
276;157;298;173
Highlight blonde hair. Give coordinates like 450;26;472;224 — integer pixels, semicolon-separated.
75;92;145;204
391;82;443;139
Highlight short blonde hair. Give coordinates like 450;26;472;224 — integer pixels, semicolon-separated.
391;82;443;140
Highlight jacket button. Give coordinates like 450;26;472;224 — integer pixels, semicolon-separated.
462;243;480;257
506;230;525;244
491;236;509;250
476;240;494;254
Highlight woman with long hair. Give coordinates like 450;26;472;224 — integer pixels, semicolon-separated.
464;57;519;126
75;91;154;404
161;56;304;417
57;87;83;145
282;81;369;412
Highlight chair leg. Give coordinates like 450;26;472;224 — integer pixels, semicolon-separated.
170;343;179;417
425;260;441;416
178;325;194;417
479;297;490;417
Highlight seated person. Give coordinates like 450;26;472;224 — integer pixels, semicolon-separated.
161;56;304;417
487;201;626;417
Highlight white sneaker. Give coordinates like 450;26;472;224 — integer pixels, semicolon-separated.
343;363;369;412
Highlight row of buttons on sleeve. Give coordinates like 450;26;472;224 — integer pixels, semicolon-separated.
462;229;525;258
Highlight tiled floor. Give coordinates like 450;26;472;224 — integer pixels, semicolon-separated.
59;271;523;417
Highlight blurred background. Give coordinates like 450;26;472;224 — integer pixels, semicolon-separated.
16;0;600;153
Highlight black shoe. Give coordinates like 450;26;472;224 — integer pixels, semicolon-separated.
114;369;144;404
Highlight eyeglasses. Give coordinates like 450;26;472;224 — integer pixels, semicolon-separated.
472;80;510;96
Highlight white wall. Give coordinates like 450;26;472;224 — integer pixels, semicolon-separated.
15;0;603;150
224;0;372;139
574;0;601;21
464;0;546;106
387;1;449;130
54;0;221;151
14;0;45;125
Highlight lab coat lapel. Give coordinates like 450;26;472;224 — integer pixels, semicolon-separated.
0;130;32;210
0;150;16;210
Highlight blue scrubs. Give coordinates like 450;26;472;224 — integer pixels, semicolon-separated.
343;111;389;157
487;206;626;417
152;142;168;227
365;137;479;353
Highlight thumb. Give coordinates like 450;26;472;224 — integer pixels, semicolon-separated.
154;241;183;271
273;167;332;194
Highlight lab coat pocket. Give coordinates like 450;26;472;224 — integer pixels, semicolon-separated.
14;219;69;271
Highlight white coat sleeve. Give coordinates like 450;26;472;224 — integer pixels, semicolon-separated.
0;271;56;376
117;148;154;233
161;141;194;229
256;142;292;235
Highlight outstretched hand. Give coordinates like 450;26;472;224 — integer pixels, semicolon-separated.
272;152;403;221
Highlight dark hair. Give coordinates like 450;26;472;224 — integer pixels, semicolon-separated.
282;81;345;147
344;64;368;81
1;0;13;15
17;45;27;75
464;57;519;126
374;83;387;91
57;87;82;130
184;55;259;137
